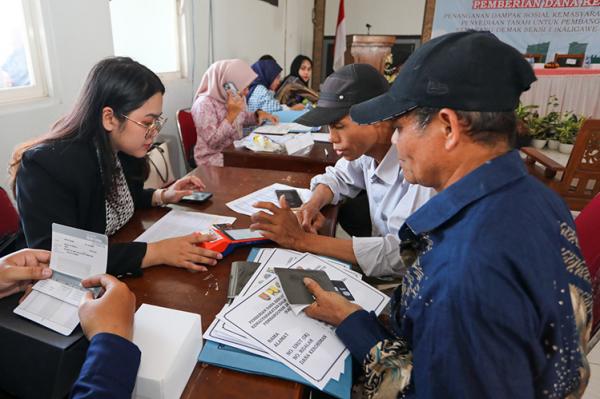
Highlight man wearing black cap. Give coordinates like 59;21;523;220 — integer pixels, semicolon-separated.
302;31;592;398
250;64;435;277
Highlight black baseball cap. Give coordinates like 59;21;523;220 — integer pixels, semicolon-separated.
295;64;389;127
350;31;537;124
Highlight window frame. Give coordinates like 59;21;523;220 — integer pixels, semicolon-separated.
110;0;188;81
0;0;49;105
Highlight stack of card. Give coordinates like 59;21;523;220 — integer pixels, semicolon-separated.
204;248;390;391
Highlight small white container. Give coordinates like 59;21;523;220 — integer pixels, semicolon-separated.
132;304;202;399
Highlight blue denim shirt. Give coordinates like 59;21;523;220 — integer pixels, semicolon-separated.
336;150;592;398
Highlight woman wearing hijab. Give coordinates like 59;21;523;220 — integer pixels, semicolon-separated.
246;59;306;113
276;55;316;107
192;59;278;167
283;55;313;87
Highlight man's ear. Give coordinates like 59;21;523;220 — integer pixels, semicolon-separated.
101;107;118;132
438;108;462;151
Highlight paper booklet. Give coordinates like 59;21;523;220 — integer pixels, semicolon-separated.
14;224;107;336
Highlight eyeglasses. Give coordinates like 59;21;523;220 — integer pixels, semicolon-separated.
121;114;167;140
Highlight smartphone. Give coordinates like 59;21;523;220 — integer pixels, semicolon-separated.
181;192;213;203
213;224;264;241
275;189;303;208
223;82;238;96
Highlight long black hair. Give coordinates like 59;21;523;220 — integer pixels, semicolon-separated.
10;56;165;195
284;55;312;86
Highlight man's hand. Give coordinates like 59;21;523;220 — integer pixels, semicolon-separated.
0;249;52;299
303;277;362;327
79;274;136;341
296;202;326;233
250;196;308;250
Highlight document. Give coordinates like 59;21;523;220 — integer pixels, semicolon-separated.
226;183;312;216
223;276;347;389
310;133;331;143
252;122;316;135
203;248;365;386
135;210;235;242
14;224;108;335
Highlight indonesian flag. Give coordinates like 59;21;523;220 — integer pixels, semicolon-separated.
333;0;346;71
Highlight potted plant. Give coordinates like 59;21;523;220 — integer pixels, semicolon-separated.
516;103;543;148
556;112;585;154
545;95;561;150
525;111;549;149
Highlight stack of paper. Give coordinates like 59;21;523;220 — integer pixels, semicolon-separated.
252;122;318;135
134;210;236;242
202;248;390;394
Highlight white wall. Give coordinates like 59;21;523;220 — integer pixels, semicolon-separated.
0;0;314;191
325;0;426;36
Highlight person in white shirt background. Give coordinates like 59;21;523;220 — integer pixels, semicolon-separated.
250;64;436;277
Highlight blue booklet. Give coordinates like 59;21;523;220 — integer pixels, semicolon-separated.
198;248;353;399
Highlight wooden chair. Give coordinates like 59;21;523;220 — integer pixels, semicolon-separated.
176;108;197;171
521;119;600;211
554;53;585;67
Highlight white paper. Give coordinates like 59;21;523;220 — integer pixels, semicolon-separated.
135;210;235;242
203;248;362;383
226;183;312;216
14;224;108;336
217;250;377;388
223;277;348;389
51;223;108;280
252;123;313;135
310;133;331;143
285;134;314;155
15;291;80;336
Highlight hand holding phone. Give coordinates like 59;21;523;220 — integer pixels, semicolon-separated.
223;82;238;96
181;192;213;203
275;189;303;208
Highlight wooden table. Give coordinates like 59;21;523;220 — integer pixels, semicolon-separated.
112;166;338;399
222;141;340;174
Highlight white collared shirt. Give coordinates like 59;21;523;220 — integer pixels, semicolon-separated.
310;146;436;276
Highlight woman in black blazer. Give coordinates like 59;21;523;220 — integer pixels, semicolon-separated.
9;57;222;276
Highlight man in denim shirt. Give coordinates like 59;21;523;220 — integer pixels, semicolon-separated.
302;31;593;398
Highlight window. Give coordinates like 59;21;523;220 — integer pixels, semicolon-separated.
110;0;186;79
0;0;48;104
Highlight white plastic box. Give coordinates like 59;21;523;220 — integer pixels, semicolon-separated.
132;304;202;399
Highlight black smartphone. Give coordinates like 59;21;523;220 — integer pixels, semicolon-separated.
213;224;264;241
181;192;213;203
275;189;303;208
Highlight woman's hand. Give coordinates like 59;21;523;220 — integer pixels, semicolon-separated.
256;110;279;125
226;91;246;123
163;175;206;204
144;233;223;271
